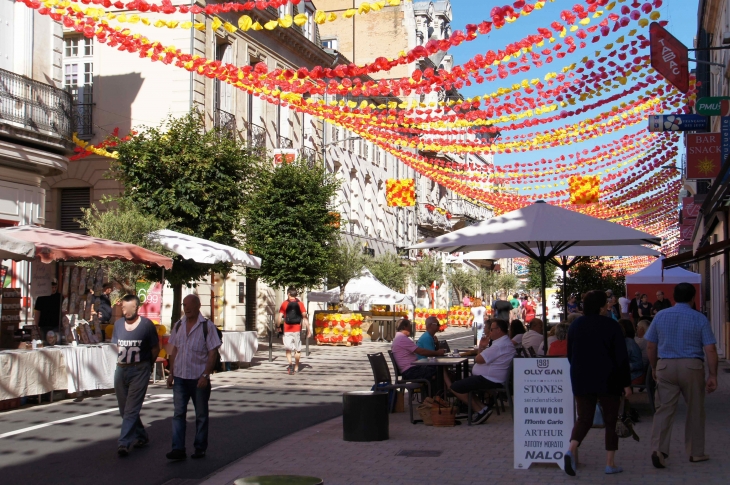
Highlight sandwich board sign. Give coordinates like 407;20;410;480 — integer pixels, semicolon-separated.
514;358;574;470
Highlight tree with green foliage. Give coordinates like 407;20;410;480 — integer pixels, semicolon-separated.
110;110;264;322
446;266;478;302
369;252;411;293
478;269;500;303
525;259;558;290
415;255;443;306
326;240;368;303
245;159;340;290
498;273;520;295
556;258;627;308
78;202;174;295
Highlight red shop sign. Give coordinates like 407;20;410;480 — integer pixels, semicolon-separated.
650;22;689;94
686;133;722;179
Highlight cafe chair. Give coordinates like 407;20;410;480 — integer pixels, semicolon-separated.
439;340;451;353
466;360;514;425
630;365;656;413
367;352;424;424
387;350;432;398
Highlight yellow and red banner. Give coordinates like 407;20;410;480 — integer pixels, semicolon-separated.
569;175;599;204
386;179;416;207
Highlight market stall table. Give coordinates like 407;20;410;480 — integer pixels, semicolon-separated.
411;357;468;397
219;331;258;363
56;343;118;394
0;348;67;400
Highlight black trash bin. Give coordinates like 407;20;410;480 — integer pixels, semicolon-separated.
342;390;389;442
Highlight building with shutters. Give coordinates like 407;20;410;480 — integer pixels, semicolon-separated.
0;2;74;302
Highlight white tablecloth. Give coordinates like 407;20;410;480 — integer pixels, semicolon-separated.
219;331;258;362
56;343;118;394
0;348;67;400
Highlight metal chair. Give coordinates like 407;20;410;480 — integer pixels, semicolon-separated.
367;352;423;424
466;359;514;425
387;350;432;398
438;340;451;353
631;365;656;413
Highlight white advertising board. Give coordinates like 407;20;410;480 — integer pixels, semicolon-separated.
514;357;574;470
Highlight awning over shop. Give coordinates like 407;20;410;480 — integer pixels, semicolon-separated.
0;226;173;269
150;229;261;268
663;239;730;269
0;232;36;261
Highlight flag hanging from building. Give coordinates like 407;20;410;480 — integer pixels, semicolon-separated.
686;133;721;179
569;175;600;204
386;179;416;206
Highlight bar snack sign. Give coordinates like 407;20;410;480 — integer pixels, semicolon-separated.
514;358;574;470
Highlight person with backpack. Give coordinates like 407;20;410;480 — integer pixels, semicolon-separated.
165;294;222;461
277;287;310;374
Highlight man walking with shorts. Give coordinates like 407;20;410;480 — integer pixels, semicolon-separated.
278;288;310;374
112;294;159;456
646;283;718;468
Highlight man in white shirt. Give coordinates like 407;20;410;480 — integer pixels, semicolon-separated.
522;318;544;356
450;318;515;424
471;300;486;342
618;292;631;320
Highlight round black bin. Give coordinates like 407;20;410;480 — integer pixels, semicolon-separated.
342;390;389;442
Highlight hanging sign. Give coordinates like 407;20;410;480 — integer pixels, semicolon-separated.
686;133;722;179
682;196;699;220
696;97;730;116
514;358;574;471
649;22;689;93
722;117;730;183
648;114;709;133
273;149;298;164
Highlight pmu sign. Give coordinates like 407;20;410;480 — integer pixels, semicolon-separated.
696;97;730;116
648;114;709;133
650;22;689;93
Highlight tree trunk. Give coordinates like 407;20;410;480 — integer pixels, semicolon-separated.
339;285;346;305
171;281;183;324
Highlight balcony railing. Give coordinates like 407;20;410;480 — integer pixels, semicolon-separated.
301;146;320;169
0;67;74;140
214;108;236;137
278;135;294;149
244;121;266;150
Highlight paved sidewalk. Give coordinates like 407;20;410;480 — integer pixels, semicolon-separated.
201;351;730;485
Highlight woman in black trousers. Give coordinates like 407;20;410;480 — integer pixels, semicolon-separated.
564;290;632;476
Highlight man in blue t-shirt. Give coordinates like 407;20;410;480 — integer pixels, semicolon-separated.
112;294;159;457
416;316;440;359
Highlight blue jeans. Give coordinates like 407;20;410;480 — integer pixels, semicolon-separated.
474;322;485;342
172;377;212;452
114;363;151;447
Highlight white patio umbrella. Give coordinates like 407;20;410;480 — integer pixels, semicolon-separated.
150;229;261;268
464;245;662;318
410;201;661;352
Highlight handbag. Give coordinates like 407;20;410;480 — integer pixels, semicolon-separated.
616;397;640;441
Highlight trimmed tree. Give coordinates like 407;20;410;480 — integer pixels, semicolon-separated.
78;202;173;295
446;266;478;302
556;259;627;308
498;273;520;295
326;240;368;303
525;258;557;290
478;268;500;304
110;110;263;322
415;255;443;306
369;252;411;293
245;159;340;290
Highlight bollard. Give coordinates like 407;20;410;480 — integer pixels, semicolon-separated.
342;391;389;442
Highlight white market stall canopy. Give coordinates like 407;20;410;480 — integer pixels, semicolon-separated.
308;269;415;307
150;229;261;268
626;257;701;284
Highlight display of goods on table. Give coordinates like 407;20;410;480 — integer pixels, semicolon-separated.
314;313;364;346
448;306;472;327
414;308;448;331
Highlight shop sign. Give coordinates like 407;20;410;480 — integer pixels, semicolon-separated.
136;281;162;323
649;22;689;93
722;117;730;183
680;224;694;242
686;133;721;179
682;197;699;220
514;358;574;470
273;149;297;164
696;97;730;116
648;114;708;133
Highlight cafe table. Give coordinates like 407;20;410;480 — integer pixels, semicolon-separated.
410;356;469;396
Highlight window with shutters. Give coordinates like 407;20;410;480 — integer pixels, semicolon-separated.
60;188;90;233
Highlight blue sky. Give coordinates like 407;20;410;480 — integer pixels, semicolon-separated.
445;0;699;193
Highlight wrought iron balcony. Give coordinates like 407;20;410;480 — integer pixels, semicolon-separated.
244;121;266;150
301;146;320;168
214;108;236;137
278;135;294;149
0;67;74;140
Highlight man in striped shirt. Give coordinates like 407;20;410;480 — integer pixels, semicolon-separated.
165;294;221;460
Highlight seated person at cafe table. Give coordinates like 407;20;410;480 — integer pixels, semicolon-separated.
392;319;446;381
416;316;442;359
449;318;515;425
